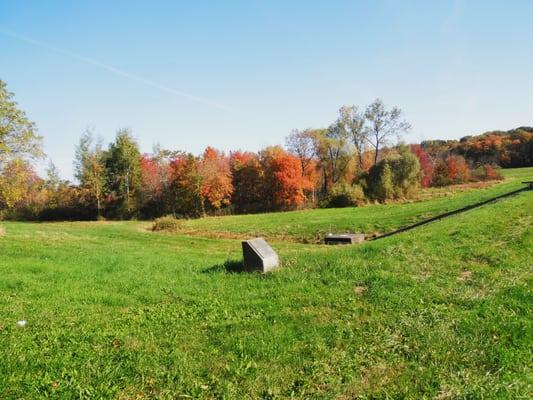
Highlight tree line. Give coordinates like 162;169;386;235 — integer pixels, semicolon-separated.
1;79;529;221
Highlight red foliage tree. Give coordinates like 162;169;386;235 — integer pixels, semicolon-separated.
139;154;170;216
410;144;433;187
141;155;164;197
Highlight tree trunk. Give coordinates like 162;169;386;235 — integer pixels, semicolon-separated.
97;196;101;217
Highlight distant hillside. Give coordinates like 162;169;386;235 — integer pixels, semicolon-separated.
422;127;533;168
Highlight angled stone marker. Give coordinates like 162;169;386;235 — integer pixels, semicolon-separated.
242;237;279;273
324;233;365;245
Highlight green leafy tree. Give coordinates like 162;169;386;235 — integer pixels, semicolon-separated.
45;161;61;191
314;127;353;193
0;80;43;166
390;145;421;198
366;146;420;201
374;162;394;200
74;129;107;216
105;129;142;217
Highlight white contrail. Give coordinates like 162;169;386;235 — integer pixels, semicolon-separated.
0;27;234;112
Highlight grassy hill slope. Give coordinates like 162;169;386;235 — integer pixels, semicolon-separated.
176;167;532;242
0;168;531;399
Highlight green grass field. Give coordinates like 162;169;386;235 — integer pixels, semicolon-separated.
1;168;532;399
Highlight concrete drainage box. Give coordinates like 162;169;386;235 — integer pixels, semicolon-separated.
242;238;280;273
324;233;365;245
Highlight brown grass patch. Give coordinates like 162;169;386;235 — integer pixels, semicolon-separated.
448;181;498;190
458;270;473;282
353;286;367;295
354;361;404;394
0;225;5;237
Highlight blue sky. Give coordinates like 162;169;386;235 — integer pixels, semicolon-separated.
1;0;532;180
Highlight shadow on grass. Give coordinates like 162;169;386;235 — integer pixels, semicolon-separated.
202;259;245;274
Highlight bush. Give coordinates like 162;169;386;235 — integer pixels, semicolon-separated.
472;164;503;181
485;165;503;180
371;163;395;201
432;159;450;187
366;146;421;201
324;183;365;208
152;215;184;232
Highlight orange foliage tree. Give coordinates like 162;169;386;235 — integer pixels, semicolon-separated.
168;153;203;216
199;147;233;210
446;155;470;184
261;146;313;208
229;151;264;213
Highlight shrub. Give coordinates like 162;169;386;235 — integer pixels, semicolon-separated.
366;146;421;201
432;159;450;187
390;148;421;198
324;183;365;207
152;215;184;232
373;163;395;200
472;164;503;181
484;165;503;180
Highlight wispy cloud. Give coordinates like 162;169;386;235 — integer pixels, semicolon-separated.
0;27;234;112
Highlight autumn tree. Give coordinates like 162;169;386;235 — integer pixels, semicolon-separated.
199;147;233;211
410;144;433;187
105;129;142;217
230;151;265;213
285;129;319;201
139;154;169;217
285;129;316;177
0;158;39;211
260;146;311;208
364;99;410;165
446;155;458;182
455;155;470;183
168;153;203;216
74;129;107;216
432;159;449;186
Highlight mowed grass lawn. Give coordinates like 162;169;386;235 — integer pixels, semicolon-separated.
0;168;532;399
